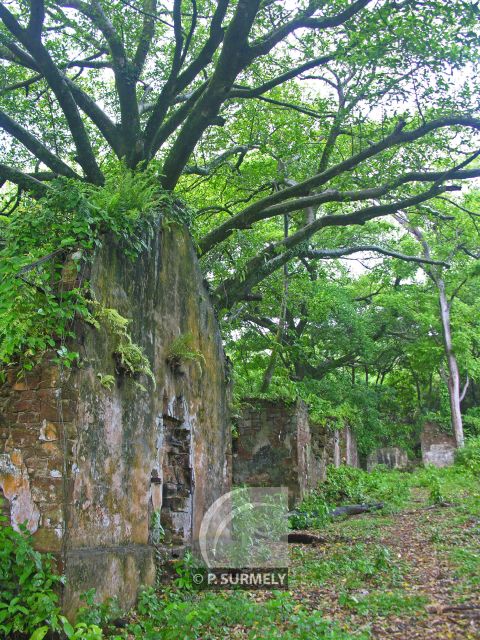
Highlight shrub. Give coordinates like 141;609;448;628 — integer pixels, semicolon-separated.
319;466;372;504
75;588;122;634
313;465;409;508
0;517;63;637
291;466;410;529
455;436;480;474
427;474;446;505
0;517;108;639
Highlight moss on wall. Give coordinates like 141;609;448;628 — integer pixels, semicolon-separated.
0;221;231;617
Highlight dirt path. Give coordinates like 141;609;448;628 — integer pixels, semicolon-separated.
289;491;480;639
371;504;480;639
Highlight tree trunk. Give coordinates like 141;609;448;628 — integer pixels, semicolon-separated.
438;278;465;448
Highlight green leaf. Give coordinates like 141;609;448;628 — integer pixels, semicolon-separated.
29;626;49;640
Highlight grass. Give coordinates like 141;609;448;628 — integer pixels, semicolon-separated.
292;543;406;589
321;514;396;540
114;464;478;639
125;589;368;640
338;591;429;617
450;547;480;587
16;462;474;639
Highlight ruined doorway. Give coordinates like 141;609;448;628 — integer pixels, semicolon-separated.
160;414;193;547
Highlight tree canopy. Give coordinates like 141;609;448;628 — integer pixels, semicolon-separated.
2;0;480;447
1;2;480;300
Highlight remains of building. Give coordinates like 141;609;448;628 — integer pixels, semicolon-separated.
367;447;409;471
421;421;456;467
232;400;359;507
0;225;231;616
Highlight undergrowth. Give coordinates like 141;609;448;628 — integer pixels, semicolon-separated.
0;516;107;640
454;436;480;475
290;465;411;529
293;543;405;589
127;587;368;640
0;163;183;376
2;453;478;639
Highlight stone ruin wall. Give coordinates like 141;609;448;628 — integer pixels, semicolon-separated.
324;425;359;469
232;402;361;506
367;447;409;471
232;399;324;507
421;421;456;467
0;223;231;617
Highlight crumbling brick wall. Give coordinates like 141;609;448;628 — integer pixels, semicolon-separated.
0;223;231;616
0;364;70;557
232;399;324;507
421;422;456;467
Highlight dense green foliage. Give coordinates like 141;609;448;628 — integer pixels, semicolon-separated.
225;196;480;455
0;165;169;374
454;435;480;474
1;2;480;637
0;517;63;637
0;517;104;640
1;0;480;448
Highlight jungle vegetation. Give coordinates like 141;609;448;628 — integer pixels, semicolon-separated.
1;0;480;449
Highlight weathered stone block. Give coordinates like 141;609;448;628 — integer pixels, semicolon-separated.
233;399;324;507
0;224;231;617
421;422;456;467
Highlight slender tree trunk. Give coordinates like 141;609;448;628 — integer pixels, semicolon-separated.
395;215;468;449
437;278;465;448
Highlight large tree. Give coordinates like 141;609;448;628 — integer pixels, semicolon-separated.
1;1;480;306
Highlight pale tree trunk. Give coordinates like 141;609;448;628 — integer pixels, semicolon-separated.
437;278;465;448
394;213;469;449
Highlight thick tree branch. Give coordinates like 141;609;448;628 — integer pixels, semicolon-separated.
160;0;261;190
65;80;124;157
212;184;458;309
62;0;140;164
0;3;104;184
143;0;229;159
184;145;251;175
293;353;357;382
0;163;49;197
228;53;335;100
171;0;184;78
133;0;157;75
199;116;480;254
0;109;80;178
27;0;45;39
147;82;207;155
248;0;372;60
302;245;450;267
